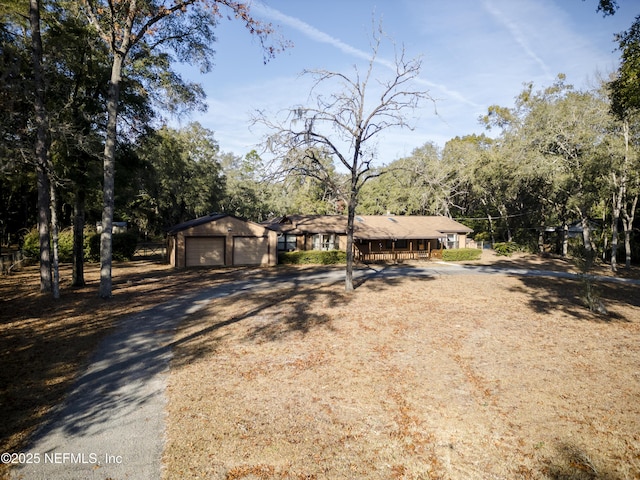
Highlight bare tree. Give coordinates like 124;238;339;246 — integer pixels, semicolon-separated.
259;25;432;292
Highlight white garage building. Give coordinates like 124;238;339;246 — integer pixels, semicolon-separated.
166;213;277;268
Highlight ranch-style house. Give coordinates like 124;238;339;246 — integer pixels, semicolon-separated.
263;214;473;262
167;213;473;267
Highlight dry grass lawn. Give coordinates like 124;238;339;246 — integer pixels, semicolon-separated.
0;260;253;480
164;261;640;479
1;254;639;480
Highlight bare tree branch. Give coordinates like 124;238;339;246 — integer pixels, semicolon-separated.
255;19;433;291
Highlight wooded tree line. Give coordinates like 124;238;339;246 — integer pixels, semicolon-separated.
1;0;285;296
4;74;639;260
1;0;638;297
361;73;639;271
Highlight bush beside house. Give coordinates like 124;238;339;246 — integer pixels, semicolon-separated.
493;242;519;257
441;248;482;261
279;250;347;265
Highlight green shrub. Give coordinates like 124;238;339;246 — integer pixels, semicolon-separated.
441;248;482;261
22;228;75;262
474;232;492;242
88;232;138;261
493;242;519;257
22;228;39;259
88;234;100;261
113;232;138;260
279;250;346;265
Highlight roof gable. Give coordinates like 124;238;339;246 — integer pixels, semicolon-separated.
166;213;264;235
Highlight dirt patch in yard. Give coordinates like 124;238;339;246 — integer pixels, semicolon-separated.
164;268;640;479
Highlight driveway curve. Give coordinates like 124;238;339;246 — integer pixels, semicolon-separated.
11;262;638;479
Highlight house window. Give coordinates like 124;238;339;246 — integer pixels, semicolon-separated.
277;234;297;252
446;234;458;249
312;234;337;251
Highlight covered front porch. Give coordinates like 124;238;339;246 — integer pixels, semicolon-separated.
354;237;444;263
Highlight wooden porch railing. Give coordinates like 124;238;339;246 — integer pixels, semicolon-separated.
356;249;442;263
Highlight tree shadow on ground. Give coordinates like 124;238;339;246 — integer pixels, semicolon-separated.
170;267;414;367
1;261;412;472
473;252;640;280
29;269;402;442
507;274;639;322
0;263;248;468
540;441;629;479
0;262;314;477
475;253;576;272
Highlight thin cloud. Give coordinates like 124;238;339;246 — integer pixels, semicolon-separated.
253;1;480;107
482;0;553;79
253;2;372;61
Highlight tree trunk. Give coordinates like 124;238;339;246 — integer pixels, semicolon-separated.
345;187;356;293
538;218;545;254
620;121;636;270
498;205;512;242
578;208;593;253
50;180;60;299
30;0;51;293
612;119;629;272
99;52;124;298
622;193;637;269
562;221;569;257
611;183;624;272
36;165;51;292
72;187;86;287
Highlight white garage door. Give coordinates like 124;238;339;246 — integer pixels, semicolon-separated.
233;237;269;266
185;237;225;267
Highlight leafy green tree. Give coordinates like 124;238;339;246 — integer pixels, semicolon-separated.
588;0;619;16
530;85;610;254
273;148;346;216
359;141;466;217
2;1;159;291
218;150;272;221
44;10;111;287
80;0;287;298
482;77;613;256
609;16;640;268
610;16;640;116
133;123;224;232
0;6;39;251
443;133;524;245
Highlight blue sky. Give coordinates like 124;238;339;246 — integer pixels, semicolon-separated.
176;0;637;163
